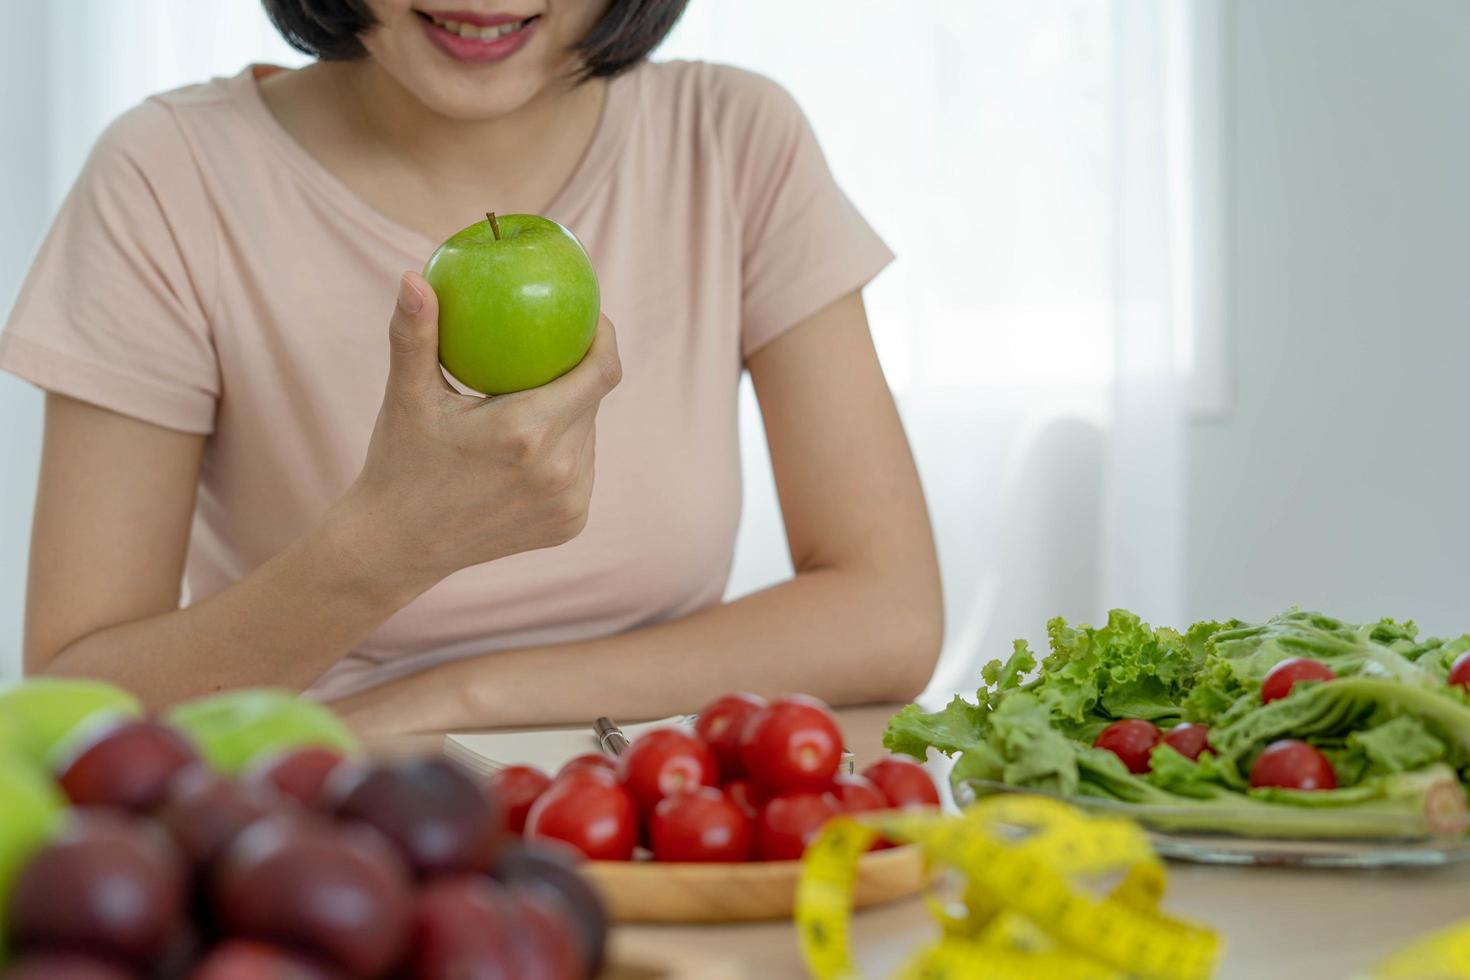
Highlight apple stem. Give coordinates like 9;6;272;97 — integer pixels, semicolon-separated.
486;212;502;241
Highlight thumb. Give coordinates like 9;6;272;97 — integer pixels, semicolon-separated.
386;271;447;398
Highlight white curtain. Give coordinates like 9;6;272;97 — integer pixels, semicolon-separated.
663;3;1199;695
0;1;1200;689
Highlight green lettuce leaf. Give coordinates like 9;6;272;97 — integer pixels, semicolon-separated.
883;697;989;760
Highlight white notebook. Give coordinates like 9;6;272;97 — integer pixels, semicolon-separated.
443;715;695;778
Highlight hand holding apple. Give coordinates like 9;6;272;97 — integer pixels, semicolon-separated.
338;267;621;593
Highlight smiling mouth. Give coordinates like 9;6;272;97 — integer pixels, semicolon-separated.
419;12;540;41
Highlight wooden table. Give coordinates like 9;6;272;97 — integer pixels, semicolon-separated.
381;705;1470;979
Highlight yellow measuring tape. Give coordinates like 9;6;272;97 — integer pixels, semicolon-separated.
1367;921;1470;979
797;795;1220;980
797;795;1470;979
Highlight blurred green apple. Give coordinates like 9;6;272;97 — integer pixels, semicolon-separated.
424;212;600;395
0;678;142;765
0;755;63;958
165;688;358;775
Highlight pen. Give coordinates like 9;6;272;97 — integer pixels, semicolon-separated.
594;716;630;757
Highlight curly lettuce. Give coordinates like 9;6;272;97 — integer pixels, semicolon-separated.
885;608;1470;839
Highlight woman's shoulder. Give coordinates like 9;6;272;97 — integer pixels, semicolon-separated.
83;69;252;183
638;60;812;160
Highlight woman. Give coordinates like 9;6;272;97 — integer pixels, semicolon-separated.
0;0;941;735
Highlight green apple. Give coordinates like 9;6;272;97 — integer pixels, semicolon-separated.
424;212;600;395
165;687;359;775
0;678;142;765
0;754;63;957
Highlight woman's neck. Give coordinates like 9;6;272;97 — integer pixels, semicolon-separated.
259;60;608;241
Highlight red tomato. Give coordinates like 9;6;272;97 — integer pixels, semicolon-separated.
832;774;888;814
1249;739;1337;790
723;778;763;820
650;787;753;862
558;754;616;778
695;693;768;778
862;758;941;808
1261;658;1336;704
486;765;552;836
1093;720;1162;774
755;791;844;861
738;696;843;793
617;728;718;815
1448;651;1470;690
525;770;638;861
1161;723;1212;761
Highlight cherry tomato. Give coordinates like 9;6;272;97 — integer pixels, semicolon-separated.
1093;720;1162;774
525;770;638;861
1249;739;1337;790
723;778;763;820
617;728;718;815
559;754;616;778
650;787;753;862
1448;651;1470;690
754;791;843;861
1261;658;1336;704
862;758;941;808
1161;723;1212;761
831;774;888;813
486;765;552;836
695;693;768;778
738;695;843;793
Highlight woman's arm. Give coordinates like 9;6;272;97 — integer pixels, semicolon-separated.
26;275;622;710
26;392;421;704
336;291;943;735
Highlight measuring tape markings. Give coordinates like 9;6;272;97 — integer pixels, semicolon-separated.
797;796;1221;980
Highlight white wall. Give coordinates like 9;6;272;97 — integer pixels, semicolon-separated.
1185;0;1470;637
0;3;309;677
0;6;52;677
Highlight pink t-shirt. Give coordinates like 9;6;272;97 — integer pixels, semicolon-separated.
0;61;892;699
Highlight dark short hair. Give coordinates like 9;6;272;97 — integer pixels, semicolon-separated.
262;0;688;78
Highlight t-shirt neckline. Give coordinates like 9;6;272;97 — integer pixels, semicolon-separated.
233;63;638;256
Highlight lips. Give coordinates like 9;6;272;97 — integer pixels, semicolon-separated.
418;10;541;64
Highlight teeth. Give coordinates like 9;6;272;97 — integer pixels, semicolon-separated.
432;16;527;40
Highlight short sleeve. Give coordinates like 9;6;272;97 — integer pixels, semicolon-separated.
708;68;894;358
0;99;219;434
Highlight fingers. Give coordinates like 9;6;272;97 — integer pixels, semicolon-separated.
386;272;453;400
541;314;624;417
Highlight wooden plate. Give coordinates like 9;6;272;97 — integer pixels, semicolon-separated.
582;844;925;923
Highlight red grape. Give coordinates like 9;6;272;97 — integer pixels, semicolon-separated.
0;953;139;980
55;719;199;811
327;758;501;877
185;940;346;980
213;814;411;978
491;844;607;975
245;747;347;807
9;811;186;969
155;765;271;871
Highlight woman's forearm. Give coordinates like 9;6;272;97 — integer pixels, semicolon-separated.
335;564;943;736
45;499;428;710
